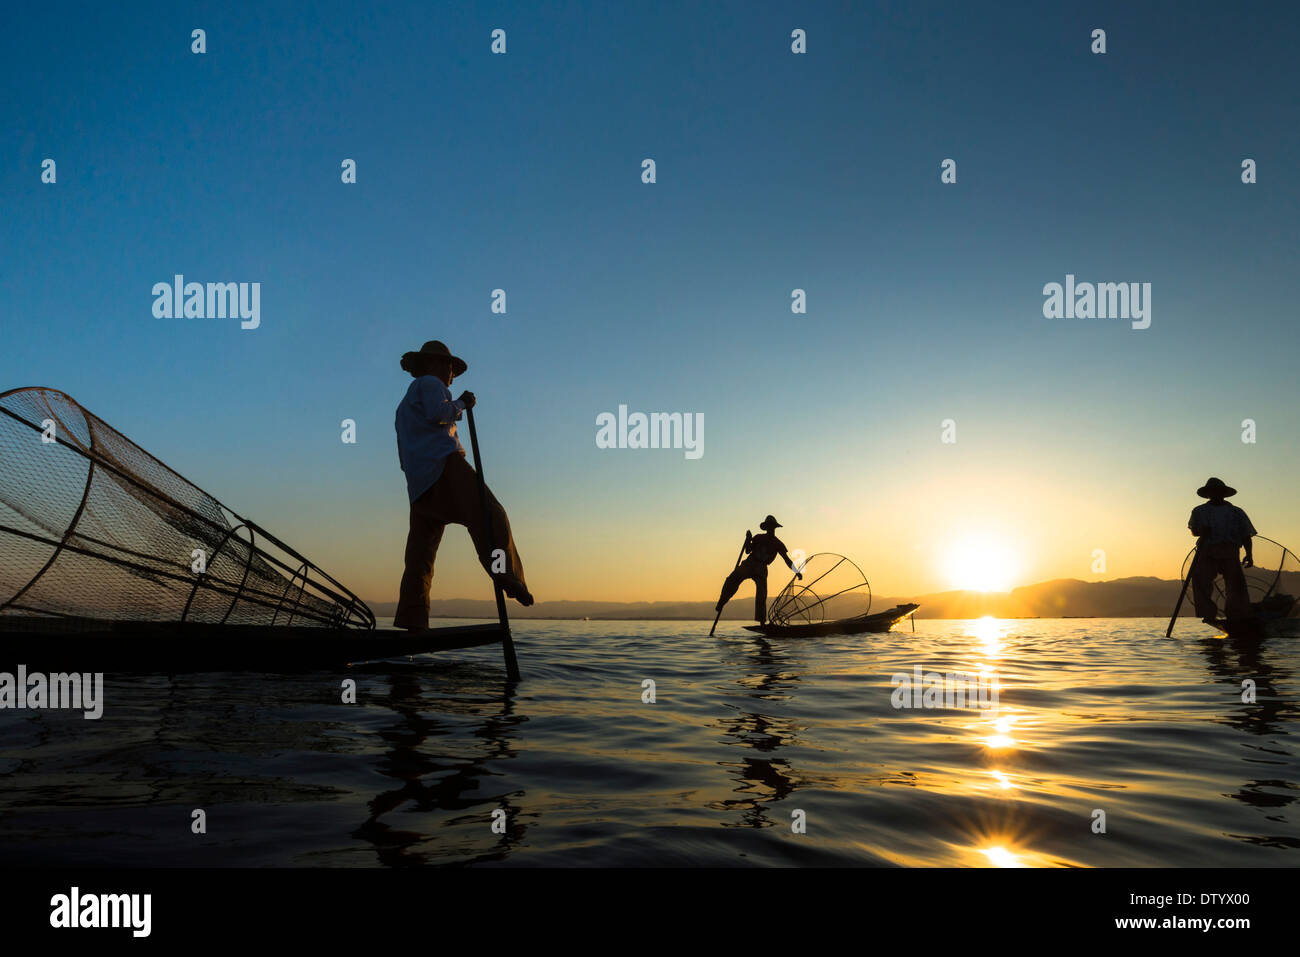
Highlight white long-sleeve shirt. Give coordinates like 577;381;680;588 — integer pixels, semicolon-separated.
395;376;466;503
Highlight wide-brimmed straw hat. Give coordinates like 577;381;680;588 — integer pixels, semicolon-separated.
759;515;782;531
401;340;467;376
1197;477;1236;498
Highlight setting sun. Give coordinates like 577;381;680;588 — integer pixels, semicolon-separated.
942;538;1021;592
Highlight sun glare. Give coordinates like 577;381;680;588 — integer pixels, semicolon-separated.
942;538;1020;592
981;846;1025;868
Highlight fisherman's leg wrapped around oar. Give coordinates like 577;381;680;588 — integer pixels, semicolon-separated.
439;454;527;594
393;453;529;631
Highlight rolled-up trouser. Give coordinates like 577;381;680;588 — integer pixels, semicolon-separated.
1191;542;1250;620
393;453;526;631
716;559;768;623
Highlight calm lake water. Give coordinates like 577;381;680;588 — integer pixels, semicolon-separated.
0;618;1296;867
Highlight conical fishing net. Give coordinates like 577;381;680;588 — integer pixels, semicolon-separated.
0;387;373;631
1179;536;1300;622
767;553;872;626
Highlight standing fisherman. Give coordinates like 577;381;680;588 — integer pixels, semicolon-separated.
393;340;533;633
714;515;801;625
1188;477;1256;623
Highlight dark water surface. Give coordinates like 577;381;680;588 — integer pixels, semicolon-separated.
0;618;1296;867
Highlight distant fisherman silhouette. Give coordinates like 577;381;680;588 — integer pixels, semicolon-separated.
715;515;801;624
1188;477;1256;623
393;340;533;633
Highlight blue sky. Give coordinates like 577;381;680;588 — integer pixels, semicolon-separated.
3;1;1298;604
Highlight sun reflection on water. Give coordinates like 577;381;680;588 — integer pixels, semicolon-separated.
990;770;1015;790
971;615;1006;656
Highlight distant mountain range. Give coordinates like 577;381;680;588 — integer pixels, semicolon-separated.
364;574;1288;621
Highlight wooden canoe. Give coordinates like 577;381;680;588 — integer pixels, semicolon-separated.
1206;613;1300;641
0;615;511;672
743;602;919;638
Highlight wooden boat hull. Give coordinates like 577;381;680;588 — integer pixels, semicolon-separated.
743;603;919;638
1208;615;1300;641
0;616;510;672
1203;591;1300;641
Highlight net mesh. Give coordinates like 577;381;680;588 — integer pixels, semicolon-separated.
1179;536;1300;623
0;388;373;631
767;553;872;626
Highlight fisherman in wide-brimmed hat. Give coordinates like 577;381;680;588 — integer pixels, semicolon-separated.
1187;477;1256;623
714;515;802;625
392;340;532;632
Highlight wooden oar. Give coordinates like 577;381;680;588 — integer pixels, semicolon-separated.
709;533;749;637
1165;556;1196;638
466;406;521;681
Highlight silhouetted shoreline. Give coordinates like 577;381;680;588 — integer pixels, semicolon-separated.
370;574;1242;622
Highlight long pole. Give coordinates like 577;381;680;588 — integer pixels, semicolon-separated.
466;406;521;681
1165;552;1197;638
709;533;749;637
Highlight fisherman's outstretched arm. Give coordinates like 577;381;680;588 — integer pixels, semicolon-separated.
776;540;802;577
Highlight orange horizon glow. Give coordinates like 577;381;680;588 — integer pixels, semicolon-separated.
253;461;1297;607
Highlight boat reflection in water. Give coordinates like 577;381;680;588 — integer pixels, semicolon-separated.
710;634;810;829
1193;630;1299;834
350;663;529;866
0;618;1295;866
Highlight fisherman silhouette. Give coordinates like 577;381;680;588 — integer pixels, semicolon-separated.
393;340;533;633
1188;477;1256;623
715;515;802;625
